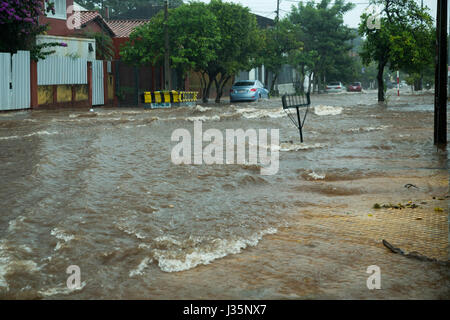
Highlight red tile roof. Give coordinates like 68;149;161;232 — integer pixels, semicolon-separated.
78;10;101;26
106;19;150;38
76;10;116;37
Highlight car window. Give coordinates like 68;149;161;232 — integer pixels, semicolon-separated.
351;82;361;86
329;82;340;86
234;81;255;87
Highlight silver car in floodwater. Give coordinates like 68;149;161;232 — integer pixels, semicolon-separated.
230;80;269;102
325;81;344;93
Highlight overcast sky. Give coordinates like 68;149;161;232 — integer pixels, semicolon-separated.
195;0;439;29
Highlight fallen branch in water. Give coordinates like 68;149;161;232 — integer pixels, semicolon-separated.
382;239;449;266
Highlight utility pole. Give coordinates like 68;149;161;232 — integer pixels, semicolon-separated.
434;0;447;145
276;0;280;22
164;0;171;91
419;0;423;91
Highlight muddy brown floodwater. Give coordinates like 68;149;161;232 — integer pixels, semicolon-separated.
0;89;448;299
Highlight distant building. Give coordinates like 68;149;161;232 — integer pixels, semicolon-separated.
105;19;150;60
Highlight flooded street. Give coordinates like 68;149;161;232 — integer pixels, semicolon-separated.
0;90;448;299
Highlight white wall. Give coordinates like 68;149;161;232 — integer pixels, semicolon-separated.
36;35;96;61
249;69;256;81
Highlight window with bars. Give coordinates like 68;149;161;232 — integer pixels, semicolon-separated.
46;0;67;20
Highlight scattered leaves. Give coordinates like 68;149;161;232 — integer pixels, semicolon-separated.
373;201;420;210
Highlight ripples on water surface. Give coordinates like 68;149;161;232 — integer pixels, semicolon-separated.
0;91;447;299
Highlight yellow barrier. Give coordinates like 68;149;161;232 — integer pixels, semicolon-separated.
179;91;198;103
142;91;198;107
143;90;180;104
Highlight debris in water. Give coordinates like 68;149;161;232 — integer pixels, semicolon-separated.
404;184;418;189
376;202;420;210
382;239;449;265
382;239;404;254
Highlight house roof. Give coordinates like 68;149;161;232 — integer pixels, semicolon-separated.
253;14;275;29
76;11;116;37
105;19;150;38
79;11;101;26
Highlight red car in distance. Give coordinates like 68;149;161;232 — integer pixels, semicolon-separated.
347;82;362;92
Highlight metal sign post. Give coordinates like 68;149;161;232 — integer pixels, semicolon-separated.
282;92;311;143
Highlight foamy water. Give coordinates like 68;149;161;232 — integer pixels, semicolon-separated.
314;105;343;116
151;228;278;273
0;130;58;140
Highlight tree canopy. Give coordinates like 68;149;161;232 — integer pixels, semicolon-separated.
206;0;261;102
75;0;184;18
120;2;220;77
359;0;435;101
120;0;261;103
260;18;303;93
286;0;356;93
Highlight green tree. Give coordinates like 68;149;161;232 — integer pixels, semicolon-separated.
75;0;184;18
206;0;261;103
120;2;221;91
120;0;261;102
288;0;355;93
261;18;303;93
359;0;434;101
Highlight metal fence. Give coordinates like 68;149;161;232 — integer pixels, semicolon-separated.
37;56;87;85
0;51;30;111
115;61;160;107
92;60;104;106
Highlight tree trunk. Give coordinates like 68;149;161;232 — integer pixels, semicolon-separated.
215;74;231;103
214;74;226;103
298;64;305;93
200;72;207;101
414;78;423;91
317;73;322;94
313;71;319;93
377;61;386;102
307;72;313;93
264;70;269;89
202;72;216;103
270;74;278;93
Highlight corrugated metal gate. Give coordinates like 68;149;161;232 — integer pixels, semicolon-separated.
0;51;30;111
37;56;87;85
92;60;104;106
